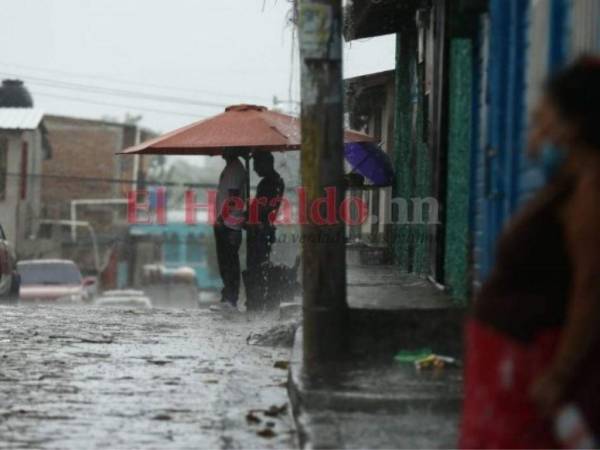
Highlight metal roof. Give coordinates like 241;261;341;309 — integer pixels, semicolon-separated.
344;0;423;41
0;108;44;130
345;70;395;88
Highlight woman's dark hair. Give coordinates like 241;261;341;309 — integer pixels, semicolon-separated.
546;56;600;148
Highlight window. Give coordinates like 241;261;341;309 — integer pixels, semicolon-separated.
0;136;7;201
17;261;82;286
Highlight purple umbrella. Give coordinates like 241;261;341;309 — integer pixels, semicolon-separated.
344;142;394;187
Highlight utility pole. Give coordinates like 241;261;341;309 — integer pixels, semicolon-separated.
298;0;347;369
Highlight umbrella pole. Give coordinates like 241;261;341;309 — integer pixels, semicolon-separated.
244;152;251;209
244;152;255;314
244;153;251;272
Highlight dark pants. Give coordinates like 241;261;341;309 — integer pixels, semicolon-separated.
214;225;242;306
248;226;274;268
245;226;275;311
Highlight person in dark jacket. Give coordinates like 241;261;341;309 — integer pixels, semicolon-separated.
460;57;600;449
245;152;284;311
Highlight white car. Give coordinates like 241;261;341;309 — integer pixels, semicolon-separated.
18;259;87;303
95;290;152;309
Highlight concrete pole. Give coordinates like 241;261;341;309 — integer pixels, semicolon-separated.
298;0;347;368
132;126;142;192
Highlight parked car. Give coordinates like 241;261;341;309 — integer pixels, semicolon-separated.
0;223;19;303
18;259;88;303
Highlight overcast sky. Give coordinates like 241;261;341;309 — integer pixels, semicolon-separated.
0;0;395;134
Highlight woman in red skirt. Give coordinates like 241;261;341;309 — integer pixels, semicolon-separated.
460;58;600;449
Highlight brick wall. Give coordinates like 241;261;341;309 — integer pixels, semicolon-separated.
41;115;140;223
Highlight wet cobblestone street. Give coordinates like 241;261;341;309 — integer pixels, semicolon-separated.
0;304;295;449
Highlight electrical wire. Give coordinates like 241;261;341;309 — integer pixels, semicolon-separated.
0;60;272;103
32;90;209;119
0;71;230;109
0;171;217;189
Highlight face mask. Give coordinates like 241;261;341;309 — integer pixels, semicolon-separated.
539;145;567;180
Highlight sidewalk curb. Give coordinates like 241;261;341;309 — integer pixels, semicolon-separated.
287;327;312;449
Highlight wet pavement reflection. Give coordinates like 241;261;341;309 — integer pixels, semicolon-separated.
0;304;295;449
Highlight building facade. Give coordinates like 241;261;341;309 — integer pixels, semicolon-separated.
0;108;52;258
345;0;600;303
39;115;155;276
42;115;153;226
345;70;395;249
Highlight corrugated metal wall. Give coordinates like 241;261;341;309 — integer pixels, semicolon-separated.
464;0;600;297
519;0;594;206
471;0;529;281
519;0;551;206
569;0;600;55
471;15;489;289
471;0;600;289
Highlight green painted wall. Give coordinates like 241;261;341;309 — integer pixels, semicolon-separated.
444;38;473;303
412;58;433;276
393;32;413;270
392;31;433;275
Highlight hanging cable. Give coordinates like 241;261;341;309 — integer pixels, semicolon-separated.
0;60;271;103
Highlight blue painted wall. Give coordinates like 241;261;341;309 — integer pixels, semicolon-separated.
471;0;574;286
130;222;221;290
549;0;570;72
472;0;529;280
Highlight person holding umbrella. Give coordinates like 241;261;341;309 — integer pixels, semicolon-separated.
119;103;376;312
213;148;246;311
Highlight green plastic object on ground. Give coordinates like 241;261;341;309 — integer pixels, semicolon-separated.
394;348;433;364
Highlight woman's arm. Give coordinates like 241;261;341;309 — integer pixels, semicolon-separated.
531;167;600;414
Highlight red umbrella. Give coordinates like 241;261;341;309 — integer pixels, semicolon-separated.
120;104;374;155
120;104;374;295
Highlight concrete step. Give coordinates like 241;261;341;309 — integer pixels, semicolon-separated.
288;327;462;449
348;307;464;357
287;266;465;448
346;266;464;357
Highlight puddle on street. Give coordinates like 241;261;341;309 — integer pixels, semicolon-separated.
0;304;297;449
